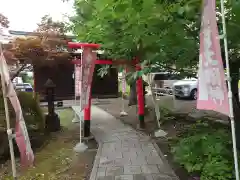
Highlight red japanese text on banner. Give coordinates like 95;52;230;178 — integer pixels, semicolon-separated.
80;47;97;110
75;64;81;96
197;0;230;116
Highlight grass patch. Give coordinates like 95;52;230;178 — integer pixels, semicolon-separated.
0;108;94;180
58;108;74;127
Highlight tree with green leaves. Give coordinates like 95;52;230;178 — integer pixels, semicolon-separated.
70;0;240;146
70;0;201;124
71;0;204;78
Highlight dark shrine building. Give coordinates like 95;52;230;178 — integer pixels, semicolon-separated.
34;61;118;101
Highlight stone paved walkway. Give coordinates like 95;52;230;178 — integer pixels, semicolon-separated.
86;105;179;180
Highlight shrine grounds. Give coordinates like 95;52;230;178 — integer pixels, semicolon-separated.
0;95;235;180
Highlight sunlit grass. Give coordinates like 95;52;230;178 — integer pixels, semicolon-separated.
0;109;81;180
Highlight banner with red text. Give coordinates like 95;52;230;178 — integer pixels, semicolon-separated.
0;52;34;166
75;64;81;97
197;0;230;116
80;47;96;110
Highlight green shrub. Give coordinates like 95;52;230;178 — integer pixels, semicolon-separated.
171;121;235;180
0;92;44;131
0;92;45;158
17;92;44;130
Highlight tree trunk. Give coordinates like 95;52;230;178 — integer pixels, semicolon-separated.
10;63;27;81
230;62;240;149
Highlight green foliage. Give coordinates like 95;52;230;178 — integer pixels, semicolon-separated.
97;65;111;77
71;0;201;79
159;107;175;123
17;92;44;130
0;92;44;130
19;72;34;86
172;121;235;180
71;0;240;81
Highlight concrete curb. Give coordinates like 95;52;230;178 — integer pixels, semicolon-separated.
89;143;103;180
152;140;180;179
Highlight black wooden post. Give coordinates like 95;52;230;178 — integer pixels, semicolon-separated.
44;79;60;132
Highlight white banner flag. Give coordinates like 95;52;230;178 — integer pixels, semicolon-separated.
0;51;34;166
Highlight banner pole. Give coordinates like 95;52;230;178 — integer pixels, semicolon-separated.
73;47;87;152
0;44;17;179
220;0;239;179
80;48;83;144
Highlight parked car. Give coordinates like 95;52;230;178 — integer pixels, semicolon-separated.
173;78;198;100
149;72;182;95
14;83;33;92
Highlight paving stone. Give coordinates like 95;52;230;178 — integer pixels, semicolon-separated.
117;147;130;152
115;157;131;166
122;139;139;144
128;147;143;153
103;136;120;142
115;175;134;180
96;176;114;180
150;150;159;157
131;156;147;165
133;174;154;180
137;150;152;157
87;106;178;180
106;151;123;159
106;166;124;176
102;148;116;155
141;146;155;153
139;137;151;141
146;155;164;165
99;159;115;167
99;157;108;164
140;141;155;147
152;174;179;180
97;167;106;177
122;151;137;158
103;142;118;149
124;165;142;175
122;142;136;148
141;165;160;174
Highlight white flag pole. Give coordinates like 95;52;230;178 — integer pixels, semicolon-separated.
0;44;17;179
74;47;87;152
79;48;83;144
220;0;240;179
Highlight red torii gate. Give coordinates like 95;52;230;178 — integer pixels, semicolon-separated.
68;42;145;138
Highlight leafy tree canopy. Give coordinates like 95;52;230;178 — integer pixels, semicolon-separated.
71;0;203;76
71;0;240;73
2;15;72;80
3;15;72;66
